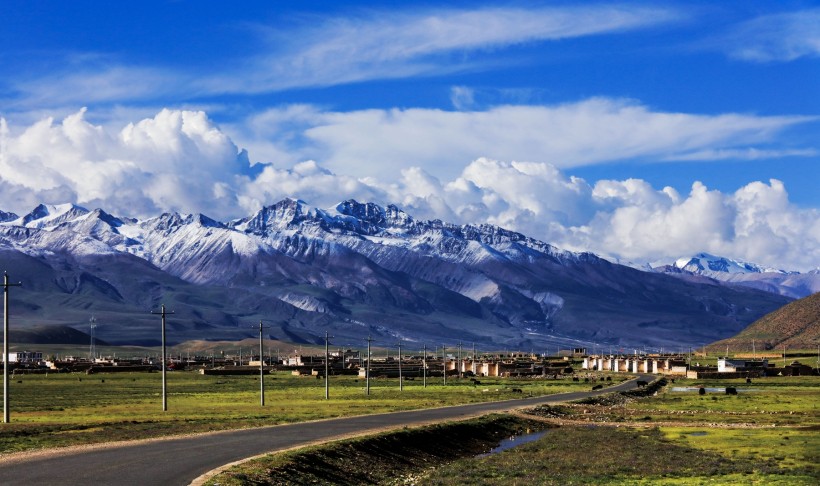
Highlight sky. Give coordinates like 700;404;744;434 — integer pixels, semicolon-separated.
0;1;818;271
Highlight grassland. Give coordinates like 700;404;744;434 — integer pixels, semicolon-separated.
0;370;592;454
419;375;819;485
206;375;819;485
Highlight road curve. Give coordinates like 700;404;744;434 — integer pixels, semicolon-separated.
0;375;653;485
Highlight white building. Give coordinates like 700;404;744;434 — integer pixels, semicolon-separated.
3;351;43;363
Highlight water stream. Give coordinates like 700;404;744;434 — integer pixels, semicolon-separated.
477;430;549;458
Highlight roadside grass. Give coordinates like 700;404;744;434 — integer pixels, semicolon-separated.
205;414;548;486
0;371;592;453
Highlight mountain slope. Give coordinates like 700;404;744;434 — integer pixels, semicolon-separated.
0;199;792;349
709;292;820;352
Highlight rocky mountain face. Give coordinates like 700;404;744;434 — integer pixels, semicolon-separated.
0;200;792;349
654;252;819;299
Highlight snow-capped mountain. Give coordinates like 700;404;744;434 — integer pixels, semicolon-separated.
674;252;794;275
655;252;819;299
0;200;792;348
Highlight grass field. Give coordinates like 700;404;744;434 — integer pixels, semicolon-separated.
0;370;593;453
206;375;819;485
417;375;820;485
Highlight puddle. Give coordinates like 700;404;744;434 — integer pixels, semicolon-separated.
670;387;759;393
478;430;549;457
686;431;708;436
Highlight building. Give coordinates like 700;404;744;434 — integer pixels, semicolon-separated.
717;358;768;373
3;351;43;363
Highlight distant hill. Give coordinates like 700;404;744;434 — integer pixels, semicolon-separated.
709;292;820;352
12;325;108;346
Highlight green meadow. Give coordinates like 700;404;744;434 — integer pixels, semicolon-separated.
208;375;819;485
0;370;589;453
416;375;819;485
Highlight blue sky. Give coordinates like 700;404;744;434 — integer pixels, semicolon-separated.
0;1;818;269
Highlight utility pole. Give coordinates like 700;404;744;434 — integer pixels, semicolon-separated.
422;344;427;388
257;320;269;406
442;345;447;385
3;272;22;423
325;331;333;400
472;342;476;376
365;335;372;396
397;341;403;391
457;342;463;379
151;304;174;412
89;315;97;361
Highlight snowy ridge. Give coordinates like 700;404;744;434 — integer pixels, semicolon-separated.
674;252;793;275
0;199;796;349
655;252;817;299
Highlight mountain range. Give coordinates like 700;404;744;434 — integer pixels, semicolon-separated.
0;200;793;349
652;252;819;299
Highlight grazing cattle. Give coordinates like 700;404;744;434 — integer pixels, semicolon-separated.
636;380;648;388
472;380;481;386
572;377;579;382
584;378;589;382
746;378;752;384
511;388;523;393
725;387;738;395
698;387;706;395
592;384;603;390
605;376;612;381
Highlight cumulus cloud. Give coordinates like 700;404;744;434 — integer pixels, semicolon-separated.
231;99;815;182
720;8;820;62
1;107;817;271
0;108;249;219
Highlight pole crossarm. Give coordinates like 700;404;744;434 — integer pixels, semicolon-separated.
3;272;22;424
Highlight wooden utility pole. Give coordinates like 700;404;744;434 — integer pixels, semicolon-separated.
422;344;427;388
151;305;174;412
366;335;373;396
258;320;269;406
442;345;447;385
3;273;21;423
325;331;333;400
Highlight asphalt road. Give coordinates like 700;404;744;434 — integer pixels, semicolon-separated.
0;375;652;485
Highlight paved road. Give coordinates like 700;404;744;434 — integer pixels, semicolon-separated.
0;375;652;485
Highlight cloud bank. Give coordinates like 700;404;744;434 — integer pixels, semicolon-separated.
1;107;817;271
234;99;813;182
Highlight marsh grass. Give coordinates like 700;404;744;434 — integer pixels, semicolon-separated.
0;371;586;453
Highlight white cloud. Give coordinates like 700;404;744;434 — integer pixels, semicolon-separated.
2;107;817;272
204;5;680;94
0;108;248;219
232;99;815;182
665;148;818;161
721;8;820;62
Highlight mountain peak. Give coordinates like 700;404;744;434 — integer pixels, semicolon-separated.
16;203;89;228
674;252;790;275
0;210;18;223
